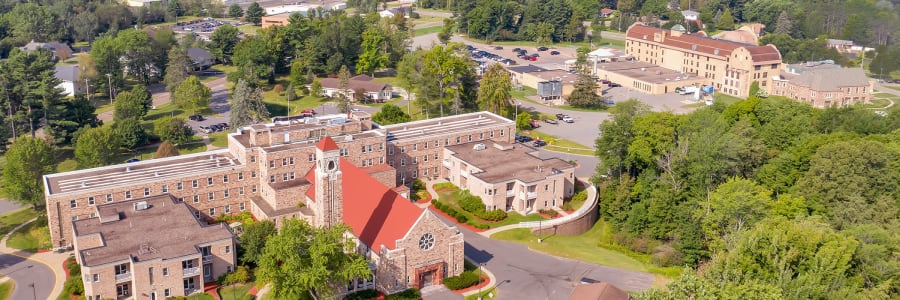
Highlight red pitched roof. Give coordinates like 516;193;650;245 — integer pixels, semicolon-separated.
626;25;781;63
316;136;339;151
306;158;422;250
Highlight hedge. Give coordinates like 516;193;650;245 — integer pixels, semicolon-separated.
432;200;467;223
458;191;486;213
345;289;378;300
385;288;421;300
434;182;458;190
444;271;482;290
573;189;588;202
475;209;507;221
539;209;559;217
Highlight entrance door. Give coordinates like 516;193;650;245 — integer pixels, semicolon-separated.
420;270;435;288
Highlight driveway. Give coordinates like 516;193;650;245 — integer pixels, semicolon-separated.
462;225;654;299
0;252;55;300
0;200;21;216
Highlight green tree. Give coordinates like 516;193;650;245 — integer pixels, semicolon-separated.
73;11;99;43
477;64;512;115
567;74;604;108
230;79;268;128
257;219;370;299
698;177;772;250
113;86;152;120
774;11;794;35
438;17;455;45
116;29;154;84
357;28;389;77
228;4;244;18
337;65;352;113
91;35;124;99
421;44;470;117
209;24;240;64
115;117;148;150
310;79;323;97
372;104;411;125
154;117;193;144
717;8;735;30
173;76;211;115
154;140;180;158
2;137;54;209
75;126;120;168
515;111;532;130
239;220;276;266
164;47;193;92
594;99;650;177
245;2;265;25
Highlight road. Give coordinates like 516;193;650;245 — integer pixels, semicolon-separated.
0;250;55;300
0;200;22;215
462;223;654;299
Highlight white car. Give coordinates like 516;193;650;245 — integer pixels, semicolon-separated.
562;116;574;123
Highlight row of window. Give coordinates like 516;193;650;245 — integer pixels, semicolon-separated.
67;180;259;209
388;130;506;155
389;153;440;167
396;167;441;180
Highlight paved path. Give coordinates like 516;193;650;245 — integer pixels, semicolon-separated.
0;200;22;216
98;76;228;123
461;222;654;299
0;218;66;300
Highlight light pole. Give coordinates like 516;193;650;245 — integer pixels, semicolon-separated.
537;217;543;243
477;263;486;300
84;78;91;99
106;73;114;105
29;282;35;300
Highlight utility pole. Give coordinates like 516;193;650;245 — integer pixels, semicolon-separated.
106;73;114;105
85;78;91;99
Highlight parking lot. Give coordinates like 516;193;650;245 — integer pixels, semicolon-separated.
172;18;244;40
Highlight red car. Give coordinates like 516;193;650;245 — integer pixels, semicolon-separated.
529;55;538;61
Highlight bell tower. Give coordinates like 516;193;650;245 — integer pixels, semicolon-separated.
314;136;343;227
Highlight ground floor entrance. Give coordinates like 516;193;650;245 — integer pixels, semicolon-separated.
414;262;444;289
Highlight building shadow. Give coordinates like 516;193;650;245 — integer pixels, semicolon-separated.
464;242;494;264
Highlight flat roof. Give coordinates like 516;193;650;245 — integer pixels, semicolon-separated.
595;61;700;84
446;141;574;183
526;70;578;85
380;111;513;142
45;149;238;196
73;195;234;266
507;65;547;73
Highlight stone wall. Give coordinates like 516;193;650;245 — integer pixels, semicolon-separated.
530;190;599;236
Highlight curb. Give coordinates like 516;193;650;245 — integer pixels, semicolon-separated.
460;257;498;298
0;217;64;300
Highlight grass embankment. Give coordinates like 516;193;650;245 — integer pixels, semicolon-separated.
436;186;546;229
491;220;682;285
6;215;51;252
521;130;594;156
219;284;253;300
0;280;14;300
414;25;443;37
0;208;41;237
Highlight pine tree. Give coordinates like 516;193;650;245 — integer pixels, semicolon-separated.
774;11;794;36
228;4;244;18
245;2;265;26
567;74;605;109
337;65;352;113
717;8;735;30
164;47;193;92
230;79;268;127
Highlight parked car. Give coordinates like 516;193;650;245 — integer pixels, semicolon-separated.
126;158;140;163
550;50;560;55
602;99;616;105
200;126;212;134
544;119;558;124
210;124;222;132
515;134;533;143
189;114;205;121
608;82;622;87
530;120;541;128
537;46;548;51
529;56;538;61
533;140;547;147
494;46;503;50
562;116;574;123
512;47;521;52
218;122;229;129
555;113;565;120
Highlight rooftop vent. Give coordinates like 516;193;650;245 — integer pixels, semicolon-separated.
344;135;353;142
134;201;150;211
473;143;487;151
125;166;131;172
691;44;698;51
154;171;160;177
714;49;720;55
81;181;87;187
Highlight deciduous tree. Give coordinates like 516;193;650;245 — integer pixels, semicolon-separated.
239;220;276;266
2;137;54;209
245;2;265;25
228;4;244;18
115;117;148;149
230;79;268;128
75;126;120;168
477;64;512;115
357;28;388;77
172;76;211;115
372;104;411;125
209;24;240;64
164;47;193;92
154;116;193;144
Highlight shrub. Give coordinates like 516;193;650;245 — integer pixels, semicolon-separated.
539;209;559;217
434;182;458;190
412;178;426;191
454;213;468;223
458;191;486;213
386;288;420;300
561;202;574;211
443;271;482;290
475;209;507;221
573;190;588;202
273;84;284;94
345;289;378;300
473;223;489;229
64;277;84;296
67;258;81;277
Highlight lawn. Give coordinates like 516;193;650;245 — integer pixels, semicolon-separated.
522;130;594;156
0;208;41;237
208;131;230;148
511;86;606;113
188;293;217;300
464;289;495;300
414;25;443;37
436;187;546;229
856;97;894;109
6;215;51;252
712;93;744;105
219;284;253;300
491;221;682;280
236;24;260;35
0;280;13;300
200;65;236;82
881;85;900;92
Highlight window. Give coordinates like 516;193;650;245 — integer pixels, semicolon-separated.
164;289;170;297
106;194;113;203
340;148;349;156
412;157;418;164
88;197;95;206
250;156;256;163
208;192;214;201
144;188;150;196
177;182;183;191
209;208;215;216
125;191;132;199
239;187;245;195
412;144;417;151
500;129;505;136
227;266;232;273
269;160;275;168
252;185;258;193
225;205;231;214
251;171;257;178
207;177;213;186
380;157;384;164
93;274;100;282
290;172;295;180
468;135;472;142
308;153;316;161
193;195;200;203
161;185;168;193
388;147;394;155
434;140;439;147
368;145;373;152
480;133;484;140
424;168;429;176
223;175;229;183
282;173;288;181
192;180;198;188
282;158;287;166
380;143;384;151
412;170;418;178
225;245;231;253
163;268;169;276
434;153;439;160
240;202;246;211
400;146;406;153
269;175;276;183
149;267;154;284
117;284;129;297
72;215;79;221
194;211;200;218
389;161;394;167
224;190;230;198
423;155;428;162
362;145;367;153
445;139;449;146
289;157;294;165
490;131;494;138
456;137;460;144
401;159;406;166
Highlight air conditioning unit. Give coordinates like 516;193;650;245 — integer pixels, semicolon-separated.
134;201;150;211
473;143;486;151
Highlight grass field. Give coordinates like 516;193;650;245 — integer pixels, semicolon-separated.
219;284;253;300
0;209;40;237
522;130;594;156
436;187;546;228
188;293;217;300
0;280;14;300
208;131;229;148
6;216;51;252
414;25;443;37
491;221;682;282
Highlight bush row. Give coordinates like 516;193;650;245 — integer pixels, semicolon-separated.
573;189;588;202
385;288;421;300
458;191;486;212
443;271;482;290
475;209;507;221
432;200;468;223
539;209;559;217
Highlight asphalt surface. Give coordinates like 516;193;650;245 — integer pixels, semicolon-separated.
0;252;54;300
0;200;22;216
461;222;654;299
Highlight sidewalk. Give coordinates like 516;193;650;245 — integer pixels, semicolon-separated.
459;256;498;298
0;218;69;300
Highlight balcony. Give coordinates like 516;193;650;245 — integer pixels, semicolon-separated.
202;255;212;263
526;192;537;199
115;272;131;283
184;288;200;295
506;190;515;197
183;267;200;277
442;160;452;168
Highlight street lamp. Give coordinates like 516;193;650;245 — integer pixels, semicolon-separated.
106;73;114;105
477;263;486;300
29;282;35;300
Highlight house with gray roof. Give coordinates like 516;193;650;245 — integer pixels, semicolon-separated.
20;40;73;60
186;47;213;70
772;63;873;108
54;65;82;97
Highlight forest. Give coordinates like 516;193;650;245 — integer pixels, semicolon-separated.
594;92;900;298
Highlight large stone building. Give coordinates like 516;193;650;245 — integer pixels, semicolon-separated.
443;141;576;213
45;111;515;295
73;195;235;300
625;24;783;97
772;61;873;108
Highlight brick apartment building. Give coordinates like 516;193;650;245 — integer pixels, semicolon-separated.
44;111;515;296
772;61;873;108
625;24;783;97
73;195;235;300
443;141;576;214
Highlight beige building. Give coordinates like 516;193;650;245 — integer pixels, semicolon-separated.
625;24;782;97
507;65;577;103
45;111;516;296
73;195;235;300
593;60;709;94
443;141;576;214
261;13;291;28
772;62;873;108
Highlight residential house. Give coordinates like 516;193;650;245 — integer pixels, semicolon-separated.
772;61;873;108
599;8;616;18
126;0;162;7
317;75;393;102
54;65;82;97
187;48;213;70
20;40;73;60
379;7;408;18
261;13;292;28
